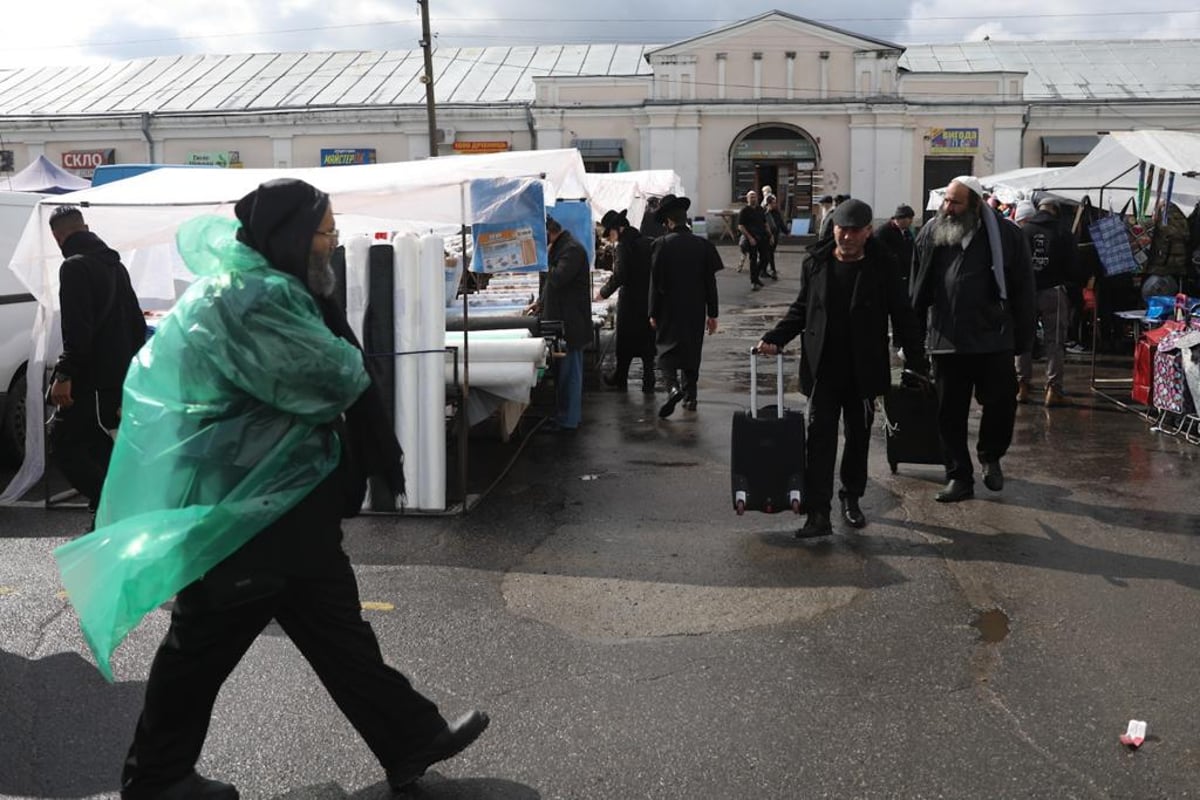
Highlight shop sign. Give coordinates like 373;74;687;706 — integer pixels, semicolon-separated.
186;150;243;168
320;148;377;166
453;141;510;154
928;128;979;155
62;148;115;177
0;150;13;172
733;139;817;161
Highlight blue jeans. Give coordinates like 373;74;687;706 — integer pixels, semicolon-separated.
556;348;583;428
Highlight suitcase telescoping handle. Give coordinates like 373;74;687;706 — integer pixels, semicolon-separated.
748;347;785;418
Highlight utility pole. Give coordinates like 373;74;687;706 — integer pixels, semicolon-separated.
418;0;438;157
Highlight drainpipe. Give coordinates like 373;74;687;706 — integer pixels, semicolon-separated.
140;112;155;163
525;103;537;150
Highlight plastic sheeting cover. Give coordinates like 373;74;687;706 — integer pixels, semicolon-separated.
53;215;369;679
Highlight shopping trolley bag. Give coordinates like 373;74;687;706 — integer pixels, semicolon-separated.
731;350;805;515
882;369;944;473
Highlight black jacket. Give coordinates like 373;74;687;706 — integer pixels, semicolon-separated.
55;230;146;391
540;229;593;349
873;219;915;292
649;227;721;371
599;227;654;360
761;238;926;398
1021;210;1077;291
912;209;1036;356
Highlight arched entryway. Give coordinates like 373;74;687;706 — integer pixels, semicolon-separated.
729;124;820;231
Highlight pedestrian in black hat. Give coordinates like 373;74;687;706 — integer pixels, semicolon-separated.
649;194;722;417
757;197;927;537
596;209;656;393
873;203;917;298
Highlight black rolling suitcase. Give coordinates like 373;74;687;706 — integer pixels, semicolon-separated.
881;370;944;474
731;350;805;515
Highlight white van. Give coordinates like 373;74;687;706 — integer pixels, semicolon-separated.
0;191;43;464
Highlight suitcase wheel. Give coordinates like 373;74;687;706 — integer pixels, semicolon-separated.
889;461;898;474
735;499;745;516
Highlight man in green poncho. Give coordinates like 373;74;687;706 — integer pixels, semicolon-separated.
116;179;488;799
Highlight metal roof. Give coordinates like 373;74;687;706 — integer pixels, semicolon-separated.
899;39;1200;100
1;37;1198;116
0;44;654;115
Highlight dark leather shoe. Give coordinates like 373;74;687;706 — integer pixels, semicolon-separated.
123;773;239;800
387;711;490;791
935;479;974;503
796;510;833;538
839;496;866;528
658;389;685;418
982;460;1004;491
682;398;697;411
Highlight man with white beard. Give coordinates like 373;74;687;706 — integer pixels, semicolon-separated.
911;176;1035;503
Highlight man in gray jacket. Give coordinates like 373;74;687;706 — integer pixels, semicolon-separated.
912;177;1035;503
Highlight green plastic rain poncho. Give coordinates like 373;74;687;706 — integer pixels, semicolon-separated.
54;214;370;680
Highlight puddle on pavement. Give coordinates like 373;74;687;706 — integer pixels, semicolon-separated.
626;459;700;467
971;608;1010;643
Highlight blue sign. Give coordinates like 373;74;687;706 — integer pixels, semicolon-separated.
320;148;377;167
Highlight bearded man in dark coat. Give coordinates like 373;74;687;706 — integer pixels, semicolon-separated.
648;194;722;418
596;209;656;393
912;176;1036;503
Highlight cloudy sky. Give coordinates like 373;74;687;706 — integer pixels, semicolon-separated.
3;0;1199;68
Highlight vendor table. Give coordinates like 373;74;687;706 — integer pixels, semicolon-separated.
1090;308;1153;417
706;209;738;242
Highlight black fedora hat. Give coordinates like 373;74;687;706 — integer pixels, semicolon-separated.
600;209;628;234
654;193;691;223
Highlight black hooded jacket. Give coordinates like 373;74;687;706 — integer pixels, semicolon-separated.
54;231;146;391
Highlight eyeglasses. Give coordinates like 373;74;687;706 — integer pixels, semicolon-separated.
315;228;339;241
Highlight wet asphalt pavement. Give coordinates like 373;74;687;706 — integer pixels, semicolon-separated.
1;244;1198;799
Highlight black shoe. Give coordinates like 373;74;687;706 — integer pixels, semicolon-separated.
768;271;779;280
981;460;1004;491
123;773;239;800
796;510;833;538
682;398;697;411
935;479;974;503
839;496;866;528
387;711;491;791
602;372;627;390
658;389;685;418
751;281;764;291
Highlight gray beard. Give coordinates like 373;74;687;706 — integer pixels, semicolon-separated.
307;251;337;298
930;211;980;248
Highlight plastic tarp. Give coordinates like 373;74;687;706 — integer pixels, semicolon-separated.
1;148;592;504
469;177;548;273
2;155;91;195
1037;130;1200;212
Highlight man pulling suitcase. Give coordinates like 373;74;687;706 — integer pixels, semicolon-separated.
756;199;927;536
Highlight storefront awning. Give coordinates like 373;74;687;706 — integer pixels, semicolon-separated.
572;138;624;159
1041;135;1100;156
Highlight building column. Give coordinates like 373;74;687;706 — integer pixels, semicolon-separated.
717;53;727;100
752;53;763;100
819;52;830;99
849;114;913;219
645;109;700;202
786;52;796;100
993;124;1024;172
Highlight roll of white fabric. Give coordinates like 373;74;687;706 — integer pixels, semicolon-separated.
393;234;422;504
419;233;447;511
344;234;371;346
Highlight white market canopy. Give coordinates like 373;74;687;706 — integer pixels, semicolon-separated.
0;148;591;505
925;166;1069;211
1038;130;1200;212
584;170;685;226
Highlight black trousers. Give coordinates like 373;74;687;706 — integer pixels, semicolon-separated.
805;373;875;514
48;389;118;510
662;367;699;402
120;519;442;796
611;353;655;388
933;351;1018;483
762;241;777;276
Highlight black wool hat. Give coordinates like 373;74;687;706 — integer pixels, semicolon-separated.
600;209;629;234
830;198;874;228
654;194;692;223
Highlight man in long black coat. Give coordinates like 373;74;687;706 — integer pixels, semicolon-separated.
597;209;655;393
47;206;146;512
911;176;1036;503
648;194;721;418
528;215;592;430
757;199;927;537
